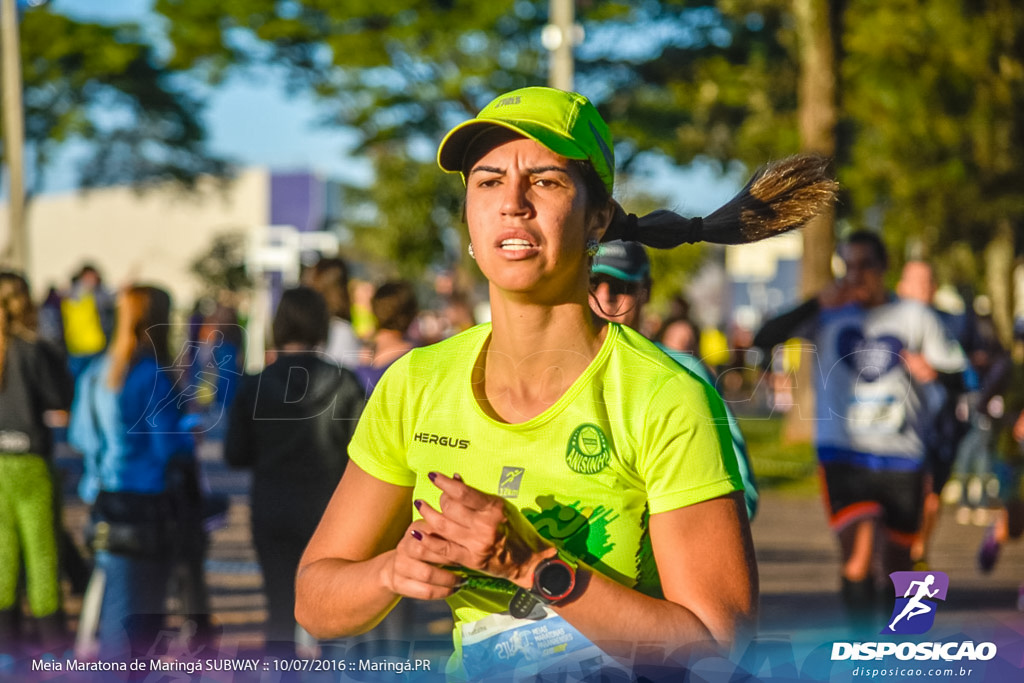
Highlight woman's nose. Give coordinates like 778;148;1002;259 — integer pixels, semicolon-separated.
500;175;531;216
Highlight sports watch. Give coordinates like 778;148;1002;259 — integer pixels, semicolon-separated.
509;550;578;619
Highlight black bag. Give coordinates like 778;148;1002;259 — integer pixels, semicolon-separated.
85;490;174;557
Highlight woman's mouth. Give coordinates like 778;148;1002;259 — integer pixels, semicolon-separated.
500;238;535;251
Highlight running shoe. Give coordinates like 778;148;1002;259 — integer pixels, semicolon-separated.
977;526;1001;574
956;506;972;525
941;479;962;505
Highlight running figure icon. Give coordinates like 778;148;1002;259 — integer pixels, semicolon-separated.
888;574;939;631
883;570;949;635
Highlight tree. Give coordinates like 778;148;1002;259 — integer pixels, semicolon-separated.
792;0;838;299
189;231;252;298
343;148;464;280
152;0;1022;335
153;0;807;279
2;8;228;197
841;0;1024;343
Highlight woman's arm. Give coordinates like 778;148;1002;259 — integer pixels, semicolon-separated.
562;492;756;656
649;491;757;647
294;462;462;638
414;475;757;661
751;296;821;358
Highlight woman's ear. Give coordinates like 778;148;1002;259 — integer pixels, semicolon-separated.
586;200;615;244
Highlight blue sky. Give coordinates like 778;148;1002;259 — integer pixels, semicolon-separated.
39;0;739;214
42;0;368;192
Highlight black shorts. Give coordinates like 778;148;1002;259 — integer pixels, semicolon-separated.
927;455;954;494
820;462;926;538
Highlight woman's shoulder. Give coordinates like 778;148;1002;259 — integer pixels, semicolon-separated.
120;356;177;398
609;324;684;373
606;324;718;401
404;323;490;366
6;333;60;360
367;324;489;397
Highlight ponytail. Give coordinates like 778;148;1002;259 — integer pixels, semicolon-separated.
604;153;837;248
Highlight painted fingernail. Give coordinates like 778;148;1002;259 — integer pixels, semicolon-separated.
414;499;423;510
453;473;463;481
410;530;423;541
428;472;438;482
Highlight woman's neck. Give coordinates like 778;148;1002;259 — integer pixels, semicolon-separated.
476;298;607;423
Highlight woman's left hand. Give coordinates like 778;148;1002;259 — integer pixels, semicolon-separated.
413;472;553;589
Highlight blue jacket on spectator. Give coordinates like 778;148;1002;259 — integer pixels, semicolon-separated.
69;355;192;503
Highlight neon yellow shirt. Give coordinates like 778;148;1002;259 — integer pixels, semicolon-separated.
348;322;742;649
61;294;106;356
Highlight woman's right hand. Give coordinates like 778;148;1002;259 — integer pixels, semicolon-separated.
384;520;464;600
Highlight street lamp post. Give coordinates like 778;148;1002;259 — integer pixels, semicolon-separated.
543;0;584;91
1;0;28;273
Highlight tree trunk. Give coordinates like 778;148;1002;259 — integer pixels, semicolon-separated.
785;0;840;445
795;0;839;298
984;219;1016;349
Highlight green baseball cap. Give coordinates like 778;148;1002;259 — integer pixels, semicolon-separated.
591;240;650;282
437;86;615;194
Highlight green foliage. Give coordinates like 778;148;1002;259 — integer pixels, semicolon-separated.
5;8;228;193
344;148;464;279
737;416;817;494
841;0;1024;272
189;232;252;296
152;0;806;277
148;0;1023;285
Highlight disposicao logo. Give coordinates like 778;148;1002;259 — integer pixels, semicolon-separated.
883;571;949;635
831;570;998;663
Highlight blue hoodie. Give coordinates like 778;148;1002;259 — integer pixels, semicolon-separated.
69;355;193;503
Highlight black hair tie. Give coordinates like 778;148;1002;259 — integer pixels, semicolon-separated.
679;215;703;244
632;211;705;248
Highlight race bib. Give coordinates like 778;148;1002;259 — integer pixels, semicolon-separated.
846;397;906;436
460;608;627;681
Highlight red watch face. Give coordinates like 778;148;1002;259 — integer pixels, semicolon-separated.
536;558;575;601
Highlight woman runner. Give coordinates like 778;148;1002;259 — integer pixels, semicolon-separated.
295;86;836;679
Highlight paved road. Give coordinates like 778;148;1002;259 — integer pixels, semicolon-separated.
54;441;456;662
50;441;1024;678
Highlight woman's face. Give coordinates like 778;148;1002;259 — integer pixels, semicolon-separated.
660;320;698;355
464;135;609;301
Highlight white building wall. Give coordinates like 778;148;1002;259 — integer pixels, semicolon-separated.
1;168;270;306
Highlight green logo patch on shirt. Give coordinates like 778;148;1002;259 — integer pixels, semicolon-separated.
565;423;610;474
